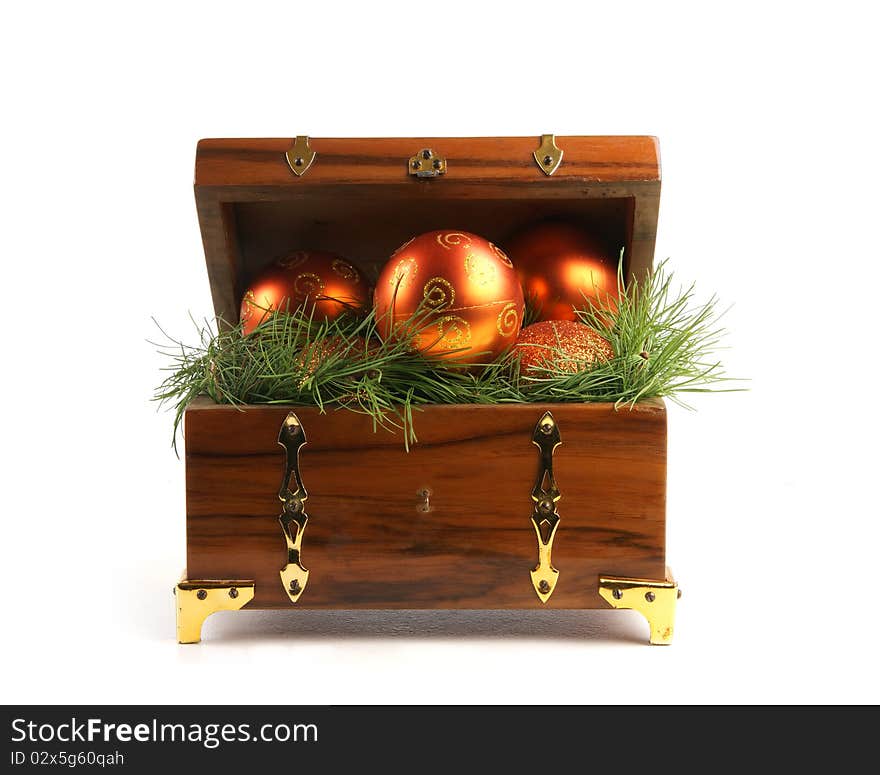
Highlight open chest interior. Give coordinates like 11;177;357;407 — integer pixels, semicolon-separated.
232;194;636;291
194;136;661;323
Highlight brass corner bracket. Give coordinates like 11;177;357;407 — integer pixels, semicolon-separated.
598;569;680;645
175;579;255;644
285;135;316;177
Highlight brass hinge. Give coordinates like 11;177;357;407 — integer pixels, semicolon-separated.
285;135;316;177
533;134;563;176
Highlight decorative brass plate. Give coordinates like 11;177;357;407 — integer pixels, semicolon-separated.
408;147;446;178
533;134;563;176
175;579;254;644
277;412;310;602
285;135;316;177
598;570;680;645
529;411;562;602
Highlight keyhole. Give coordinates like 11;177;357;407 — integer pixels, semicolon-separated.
417;487;433;513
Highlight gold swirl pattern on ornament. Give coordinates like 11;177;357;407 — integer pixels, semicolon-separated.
278;250;309;269
293;272;325;297
331;258;358;281
389;257;418;290
436;315;472;348
490;242;513;267
464;252;498;286
436;232;472;250
495;301;519;337
422;276;455;310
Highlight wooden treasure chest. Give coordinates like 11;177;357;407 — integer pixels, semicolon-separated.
174;135;679;645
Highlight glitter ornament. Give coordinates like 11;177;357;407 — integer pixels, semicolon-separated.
373;230;524;364
515;320;614;375
240;250;370;335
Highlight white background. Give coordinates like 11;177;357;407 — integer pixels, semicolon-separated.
2;1;878;704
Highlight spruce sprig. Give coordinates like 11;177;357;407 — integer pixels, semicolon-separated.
154;260;739;450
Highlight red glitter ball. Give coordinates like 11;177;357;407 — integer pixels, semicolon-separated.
515;320;614;375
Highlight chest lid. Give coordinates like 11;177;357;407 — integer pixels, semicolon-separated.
193;135;661;323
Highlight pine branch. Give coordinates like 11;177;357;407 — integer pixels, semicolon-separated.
153;260;742;450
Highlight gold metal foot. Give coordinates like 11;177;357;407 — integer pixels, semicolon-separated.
174;579;255;644
598;569;680;645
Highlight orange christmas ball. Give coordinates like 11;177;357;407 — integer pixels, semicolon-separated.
374;230;525;364
240;250;370;335
515;320;614;375
507;222;619;322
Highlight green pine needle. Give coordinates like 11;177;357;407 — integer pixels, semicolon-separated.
153;259;741;451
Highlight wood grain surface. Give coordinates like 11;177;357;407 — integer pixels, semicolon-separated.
184;399;667;609
193;136;661;323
